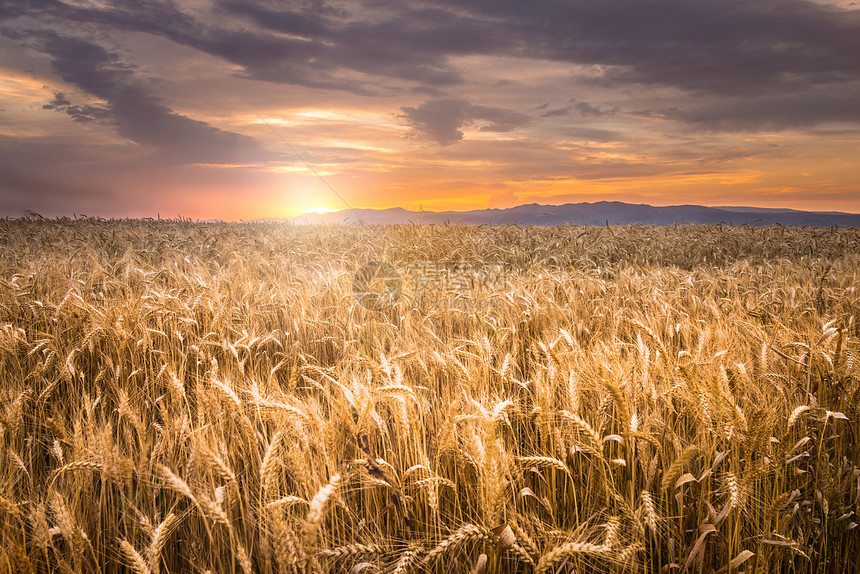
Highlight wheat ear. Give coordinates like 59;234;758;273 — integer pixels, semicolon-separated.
149;513;178;574
319;543;384;559
422;524;492;566
392;544;422;574
119;539;152;574
661;445;698;491
304;473;342;572
536;542;610;574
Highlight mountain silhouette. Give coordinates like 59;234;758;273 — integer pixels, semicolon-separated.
287;201;860;227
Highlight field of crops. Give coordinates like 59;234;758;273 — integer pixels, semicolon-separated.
1;220;859;573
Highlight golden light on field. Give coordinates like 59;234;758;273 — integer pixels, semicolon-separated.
2;220;859;572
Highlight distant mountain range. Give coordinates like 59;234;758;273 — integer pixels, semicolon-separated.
287;201;860;227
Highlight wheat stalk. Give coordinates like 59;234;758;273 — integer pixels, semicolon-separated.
199;446;236;484
725;472;745;511
788;405;811;428
303;473;342;572
422;524;492;566
536;542;610;574
640;490;659;534
0;494;19;517
560;410;603;455
392;544;422;574
149;513;178;574
160;466;195;502
120;539;152;574
517;456;572;479
237;543;253;574
319;543;384;559
661;445;699;491
260;429;285;494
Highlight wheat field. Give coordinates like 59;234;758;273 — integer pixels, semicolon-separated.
1;220;859;573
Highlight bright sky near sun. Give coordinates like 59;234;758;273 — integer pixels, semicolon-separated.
1;0;859;219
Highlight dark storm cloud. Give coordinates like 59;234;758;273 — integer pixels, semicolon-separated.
63;104;112;123
216;1;511;86
456;0;860;96
6;0;860;130
6;0;474;91
658;92;860;131
218;0;334;38
42;92;69;108
35;33;270;164
0;0;56;21
0;0;858;194
564;127;622;143
572;102;617;118
400;98;531;145
43;91;110;123
541;108;569;118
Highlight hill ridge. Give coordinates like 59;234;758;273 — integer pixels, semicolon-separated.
286;201;860;227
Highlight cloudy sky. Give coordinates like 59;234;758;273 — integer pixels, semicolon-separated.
1;0;859;219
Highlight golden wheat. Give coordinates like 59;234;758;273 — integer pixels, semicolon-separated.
1;220;859;573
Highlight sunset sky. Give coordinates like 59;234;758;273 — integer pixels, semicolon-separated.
1;0;859;220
